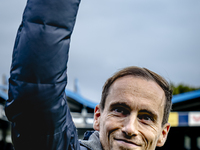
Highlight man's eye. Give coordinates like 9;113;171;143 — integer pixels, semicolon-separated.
138;114;154;122
114;107;129;115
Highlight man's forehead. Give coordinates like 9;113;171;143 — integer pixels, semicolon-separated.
109;76;165;100
106;76;166;116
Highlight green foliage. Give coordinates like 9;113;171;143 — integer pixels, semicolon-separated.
170;83;200;95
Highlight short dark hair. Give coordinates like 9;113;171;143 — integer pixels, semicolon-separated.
100;66;173;126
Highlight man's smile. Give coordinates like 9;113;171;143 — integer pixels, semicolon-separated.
114;138;142;148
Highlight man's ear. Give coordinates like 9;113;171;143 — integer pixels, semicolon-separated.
157;123;170;147
93;105;101;131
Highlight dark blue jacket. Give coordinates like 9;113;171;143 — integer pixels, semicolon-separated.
5;0;83;149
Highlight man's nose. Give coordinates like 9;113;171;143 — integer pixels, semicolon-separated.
122;114;139;137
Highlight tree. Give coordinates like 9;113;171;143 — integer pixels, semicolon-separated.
170;83;200;95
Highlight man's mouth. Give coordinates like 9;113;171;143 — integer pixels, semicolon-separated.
114;138;142;148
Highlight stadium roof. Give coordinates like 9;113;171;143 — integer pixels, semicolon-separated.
65;89;98;109
172;89;200;104
1;86;200;109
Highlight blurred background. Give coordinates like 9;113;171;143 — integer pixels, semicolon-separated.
0;0;200;149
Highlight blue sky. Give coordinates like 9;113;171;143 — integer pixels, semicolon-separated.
0;0;200;102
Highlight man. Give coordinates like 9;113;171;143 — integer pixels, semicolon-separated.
5;0;172;150
84;67;172;150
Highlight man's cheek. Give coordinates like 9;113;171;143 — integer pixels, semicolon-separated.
104;119;118;133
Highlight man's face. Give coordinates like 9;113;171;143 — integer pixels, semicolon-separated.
93;76;170;150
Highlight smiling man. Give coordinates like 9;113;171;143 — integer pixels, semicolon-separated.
90;67;172;150
5;0;172;149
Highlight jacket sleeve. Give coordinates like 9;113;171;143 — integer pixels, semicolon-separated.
5;0;81;149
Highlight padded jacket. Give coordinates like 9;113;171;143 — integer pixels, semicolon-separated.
5;0;84;149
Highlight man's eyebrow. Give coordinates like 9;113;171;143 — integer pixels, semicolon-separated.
109;102;159;120
109;102;131;109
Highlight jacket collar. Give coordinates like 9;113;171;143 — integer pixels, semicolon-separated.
80;131;103;150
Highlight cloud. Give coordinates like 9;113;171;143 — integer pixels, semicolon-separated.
0;0;200;102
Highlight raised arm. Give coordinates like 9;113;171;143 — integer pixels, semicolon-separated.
5;0;81;149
